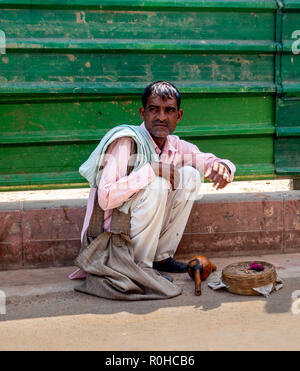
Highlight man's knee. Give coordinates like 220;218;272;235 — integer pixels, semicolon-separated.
149;175;170;192
178;166;202;192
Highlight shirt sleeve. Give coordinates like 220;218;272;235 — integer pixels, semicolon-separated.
97;137;156;211
180;139;236;182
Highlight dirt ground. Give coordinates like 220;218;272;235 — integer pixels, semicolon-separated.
1;253;300;351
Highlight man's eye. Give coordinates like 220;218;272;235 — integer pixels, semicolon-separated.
166;108;176;113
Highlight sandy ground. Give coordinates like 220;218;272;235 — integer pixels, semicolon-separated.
0;180;292;202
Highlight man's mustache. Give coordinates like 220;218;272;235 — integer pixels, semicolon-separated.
152;120;170;125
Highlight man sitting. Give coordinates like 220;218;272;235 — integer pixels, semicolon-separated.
70;81;235;299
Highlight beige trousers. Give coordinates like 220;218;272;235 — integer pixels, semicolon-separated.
129;166;202;268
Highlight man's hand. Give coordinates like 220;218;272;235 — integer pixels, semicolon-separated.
150;162;180;191
204;161;231;190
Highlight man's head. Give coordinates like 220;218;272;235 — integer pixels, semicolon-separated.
142;81;181;110
139;81;183;145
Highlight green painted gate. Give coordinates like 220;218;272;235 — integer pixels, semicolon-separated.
0;0;299;190
275;0;300;176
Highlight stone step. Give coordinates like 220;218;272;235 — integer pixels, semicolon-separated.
1;191;300;270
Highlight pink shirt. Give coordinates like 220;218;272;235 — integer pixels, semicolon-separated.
81;123;236;239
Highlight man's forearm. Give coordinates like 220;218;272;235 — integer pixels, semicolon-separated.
98;163;156;210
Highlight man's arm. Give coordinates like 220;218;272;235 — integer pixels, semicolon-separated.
98;137;156;210
179;140;236;190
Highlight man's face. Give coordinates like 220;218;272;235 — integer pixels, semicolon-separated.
139;94;183;139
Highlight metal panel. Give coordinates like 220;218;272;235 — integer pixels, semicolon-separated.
0;0;280;189
275;0;300;175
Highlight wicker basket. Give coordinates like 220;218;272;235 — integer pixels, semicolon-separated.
221;261;277;296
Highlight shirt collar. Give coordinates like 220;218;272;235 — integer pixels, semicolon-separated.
140;122;178;155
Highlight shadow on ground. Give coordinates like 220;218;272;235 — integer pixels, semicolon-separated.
2;274;299;322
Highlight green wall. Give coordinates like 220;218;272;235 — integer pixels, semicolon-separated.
0;0;299;189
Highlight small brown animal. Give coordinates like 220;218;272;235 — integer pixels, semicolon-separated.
187;255;217;296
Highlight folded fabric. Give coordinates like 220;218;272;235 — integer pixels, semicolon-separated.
79;124;158;214
207;271;283;297
79;124;158;186
74;209;182;301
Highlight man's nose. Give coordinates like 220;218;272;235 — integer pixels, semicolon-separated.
157;108;167;122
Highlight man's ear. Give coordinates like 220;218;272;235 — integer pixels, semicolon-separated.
139;106;145;120
177;109;183;123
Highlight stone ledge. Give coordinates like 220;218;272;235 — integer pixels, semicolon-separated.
1;191;300;270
